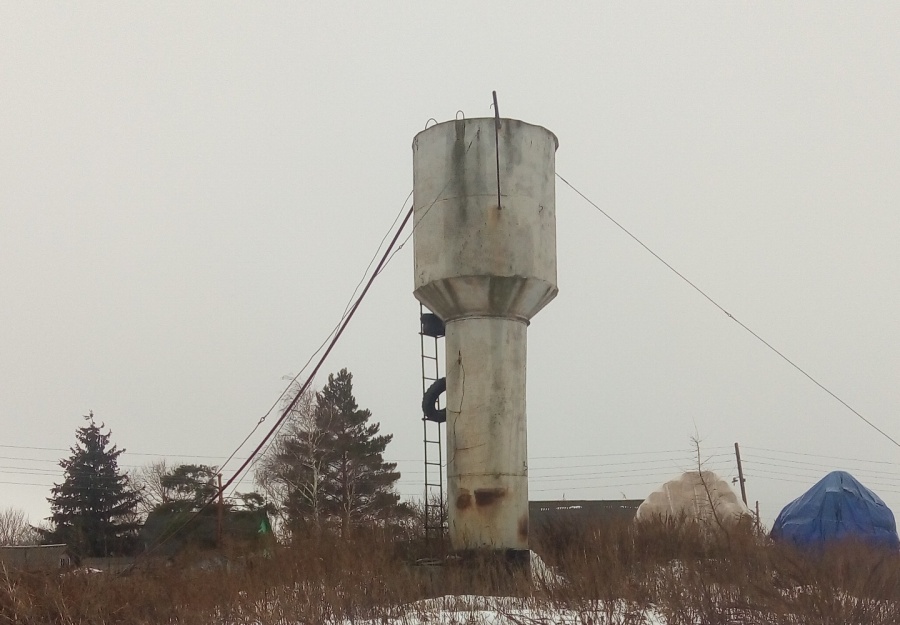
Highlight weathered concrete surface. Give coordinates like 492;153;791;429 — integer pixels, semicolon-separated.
445;317;528;551
412;118;558;323
412;116;558;555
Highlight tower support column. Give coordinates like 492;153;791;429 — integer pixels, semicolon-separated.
446;317;528;554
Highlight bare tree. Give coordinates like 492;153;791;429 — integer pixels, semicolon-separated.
129;459;174;518
255;383;328;535
0;507;39;546
691;434;735;547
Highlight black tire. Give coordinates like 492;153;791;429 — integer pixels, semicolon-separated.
420;313;445;338
422;377;447;423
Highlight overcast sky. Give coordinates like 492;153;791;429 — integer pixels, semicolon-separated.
2;3;899;529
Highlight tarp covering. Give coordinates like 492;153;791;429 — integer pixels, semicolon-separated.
771;471;899;549
636;470;749;524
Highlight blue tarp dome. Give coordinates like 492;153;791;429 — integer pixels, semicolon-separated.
771;471;899;549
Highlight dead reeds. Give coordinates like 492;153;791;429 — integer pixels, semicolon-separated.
0;517;897;624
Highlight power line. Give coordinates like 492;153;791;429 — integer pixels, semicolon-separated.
0;443;247;460
742;459;900;482
223;142;465;503
398;455;733;475
529;446;732;461
0;481;54;488
743;445;898;467
531;480;669;494
532;454;731;468
224;190;416;499
557;172;900;451
142;197;416;558
741;454;900;479
385;447;732;466
745;468;900;496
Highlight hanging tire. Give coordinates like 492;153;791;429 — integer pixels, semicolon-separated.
422;377;447;423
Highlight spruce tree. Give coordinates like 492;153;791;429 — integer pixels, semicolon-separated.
315;368;402;538
43;412;139;556
258;369;406;538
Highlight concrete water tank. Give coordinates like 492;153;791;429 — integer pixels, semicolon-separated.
412;117;558;559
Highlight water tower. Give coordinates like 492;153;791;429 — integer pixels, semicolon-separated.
413;115;558;562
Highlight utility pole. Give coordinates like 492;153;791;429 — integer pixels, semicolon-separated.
734;442;748;506
217;473;225;550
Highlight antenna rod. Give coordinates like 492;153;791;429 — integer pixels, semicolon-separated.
492;90;502;210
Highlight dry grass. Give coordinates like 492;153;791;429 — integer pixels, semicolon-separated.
0;520;898;624
535;517;900;624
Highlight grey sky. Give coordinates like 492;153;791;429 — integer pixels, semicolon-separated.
2;3;898;528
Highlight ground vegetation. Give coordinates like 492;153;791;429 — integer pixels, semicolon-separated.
2;515;899;623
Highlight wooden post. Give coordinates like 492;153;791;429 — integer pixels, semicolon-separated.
217;473;224;549
734;442;748;506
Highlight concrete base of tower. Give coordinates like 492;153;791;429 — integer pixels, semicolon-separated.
408;549;532;598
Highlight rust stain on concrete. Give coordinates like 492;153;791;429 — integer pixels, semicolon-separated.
518;515;528;541
474;487;507;507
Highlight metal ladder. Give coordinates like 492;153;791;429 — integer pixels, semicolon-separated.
419;303;447;547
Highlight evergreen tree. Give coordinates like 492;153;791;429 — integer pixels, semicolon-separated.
158;464;219;513
257;369;406;538
315;369;403;538
43;412;139;557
